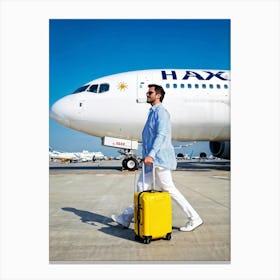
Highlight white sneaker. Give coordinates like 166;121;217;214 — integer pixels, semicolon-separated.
180;217;203;232
111;214;130;228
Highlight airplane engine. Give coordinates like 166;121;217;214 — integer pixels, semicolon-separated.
209;141;230;160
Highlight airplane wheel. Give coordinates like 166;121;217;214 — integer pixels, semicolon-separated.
122;158;128;168
123;157;138;171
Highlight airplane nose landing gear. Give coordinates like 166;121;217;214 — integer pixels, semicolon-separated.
122;156;139;171
102;137;139;171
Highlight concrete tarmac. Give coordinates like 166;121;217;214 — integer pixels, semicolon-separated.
49;159;230;263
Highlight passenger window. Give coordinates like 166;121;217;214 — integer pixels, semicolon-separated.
180;84;184;88
89;84;98;93
217;84;221;89
173;84;177;88
209;84;214;89
195;84;199;89
166;84;170;88
224;84;229;89
202;84;206;89
99;83;109;93
187;84;192;89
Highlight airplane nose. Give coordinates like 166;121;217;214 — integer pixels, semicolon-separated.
50;96;72;127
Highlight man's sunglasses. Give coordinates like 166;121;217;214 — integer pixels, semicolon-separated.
147;91;155;95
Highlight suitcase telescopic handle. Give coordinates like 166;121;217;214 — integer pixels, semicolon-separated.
142;161;156;191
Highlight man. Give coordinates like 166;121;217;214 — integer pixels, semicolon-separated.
112;84;203;231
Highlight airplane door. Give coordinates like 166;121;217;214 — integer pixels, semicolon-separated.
137;74;153;103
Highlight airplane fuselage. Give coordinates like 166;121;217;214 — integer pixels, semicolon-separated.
51;69;230;143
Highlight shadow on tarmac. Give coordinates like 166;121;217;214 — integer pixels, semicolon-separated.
62;207;135;242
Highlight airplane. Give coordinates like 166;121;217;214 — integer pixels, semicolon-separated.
174;141;197;159
49;147;80;163
49;147;105;163
77;150;105;161
50;69;230;170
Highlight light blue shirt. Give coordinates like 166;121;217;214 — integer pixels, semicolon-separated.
142;103;177;171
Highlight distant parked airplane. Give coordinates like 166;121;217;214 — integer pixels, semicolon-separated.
49;147;105;163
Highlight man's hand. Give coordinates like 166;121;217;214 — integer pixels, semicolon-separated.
144;156;154;165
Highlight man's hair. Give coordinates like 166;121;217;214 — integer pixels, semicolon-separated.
148;84;165;102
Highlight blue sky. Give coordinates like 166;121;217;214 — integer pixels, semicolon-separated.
49;19;230;157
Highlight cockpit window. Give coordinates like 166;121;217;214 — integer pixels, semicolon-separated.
89;84;98;93
100;83;109;93
88;83;109;93
73;85;89;93
74;83;110;94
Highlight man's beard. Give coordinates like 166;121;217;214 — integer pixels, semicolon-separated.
146;97;154;104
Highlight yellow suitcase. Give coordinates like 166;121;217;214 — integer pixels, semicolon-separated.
134;165;172;244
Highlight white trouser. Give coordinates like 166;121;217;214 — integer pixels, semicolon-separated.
121;167;200;224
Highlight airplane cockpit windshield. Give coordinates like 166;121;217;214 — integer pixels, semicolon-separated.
73;85;89;93
72;83;110;94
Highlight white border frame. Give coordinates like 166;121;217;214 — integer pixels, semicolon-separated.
1;0;279;279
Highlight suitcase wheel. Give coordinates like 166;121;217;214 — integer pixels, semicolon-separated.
135;234;152;244
143;236;151;244
134;235;141;242
165;232;172;241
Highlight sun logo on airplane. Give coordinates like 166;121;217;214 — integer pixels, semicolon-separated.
118;82;128;91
